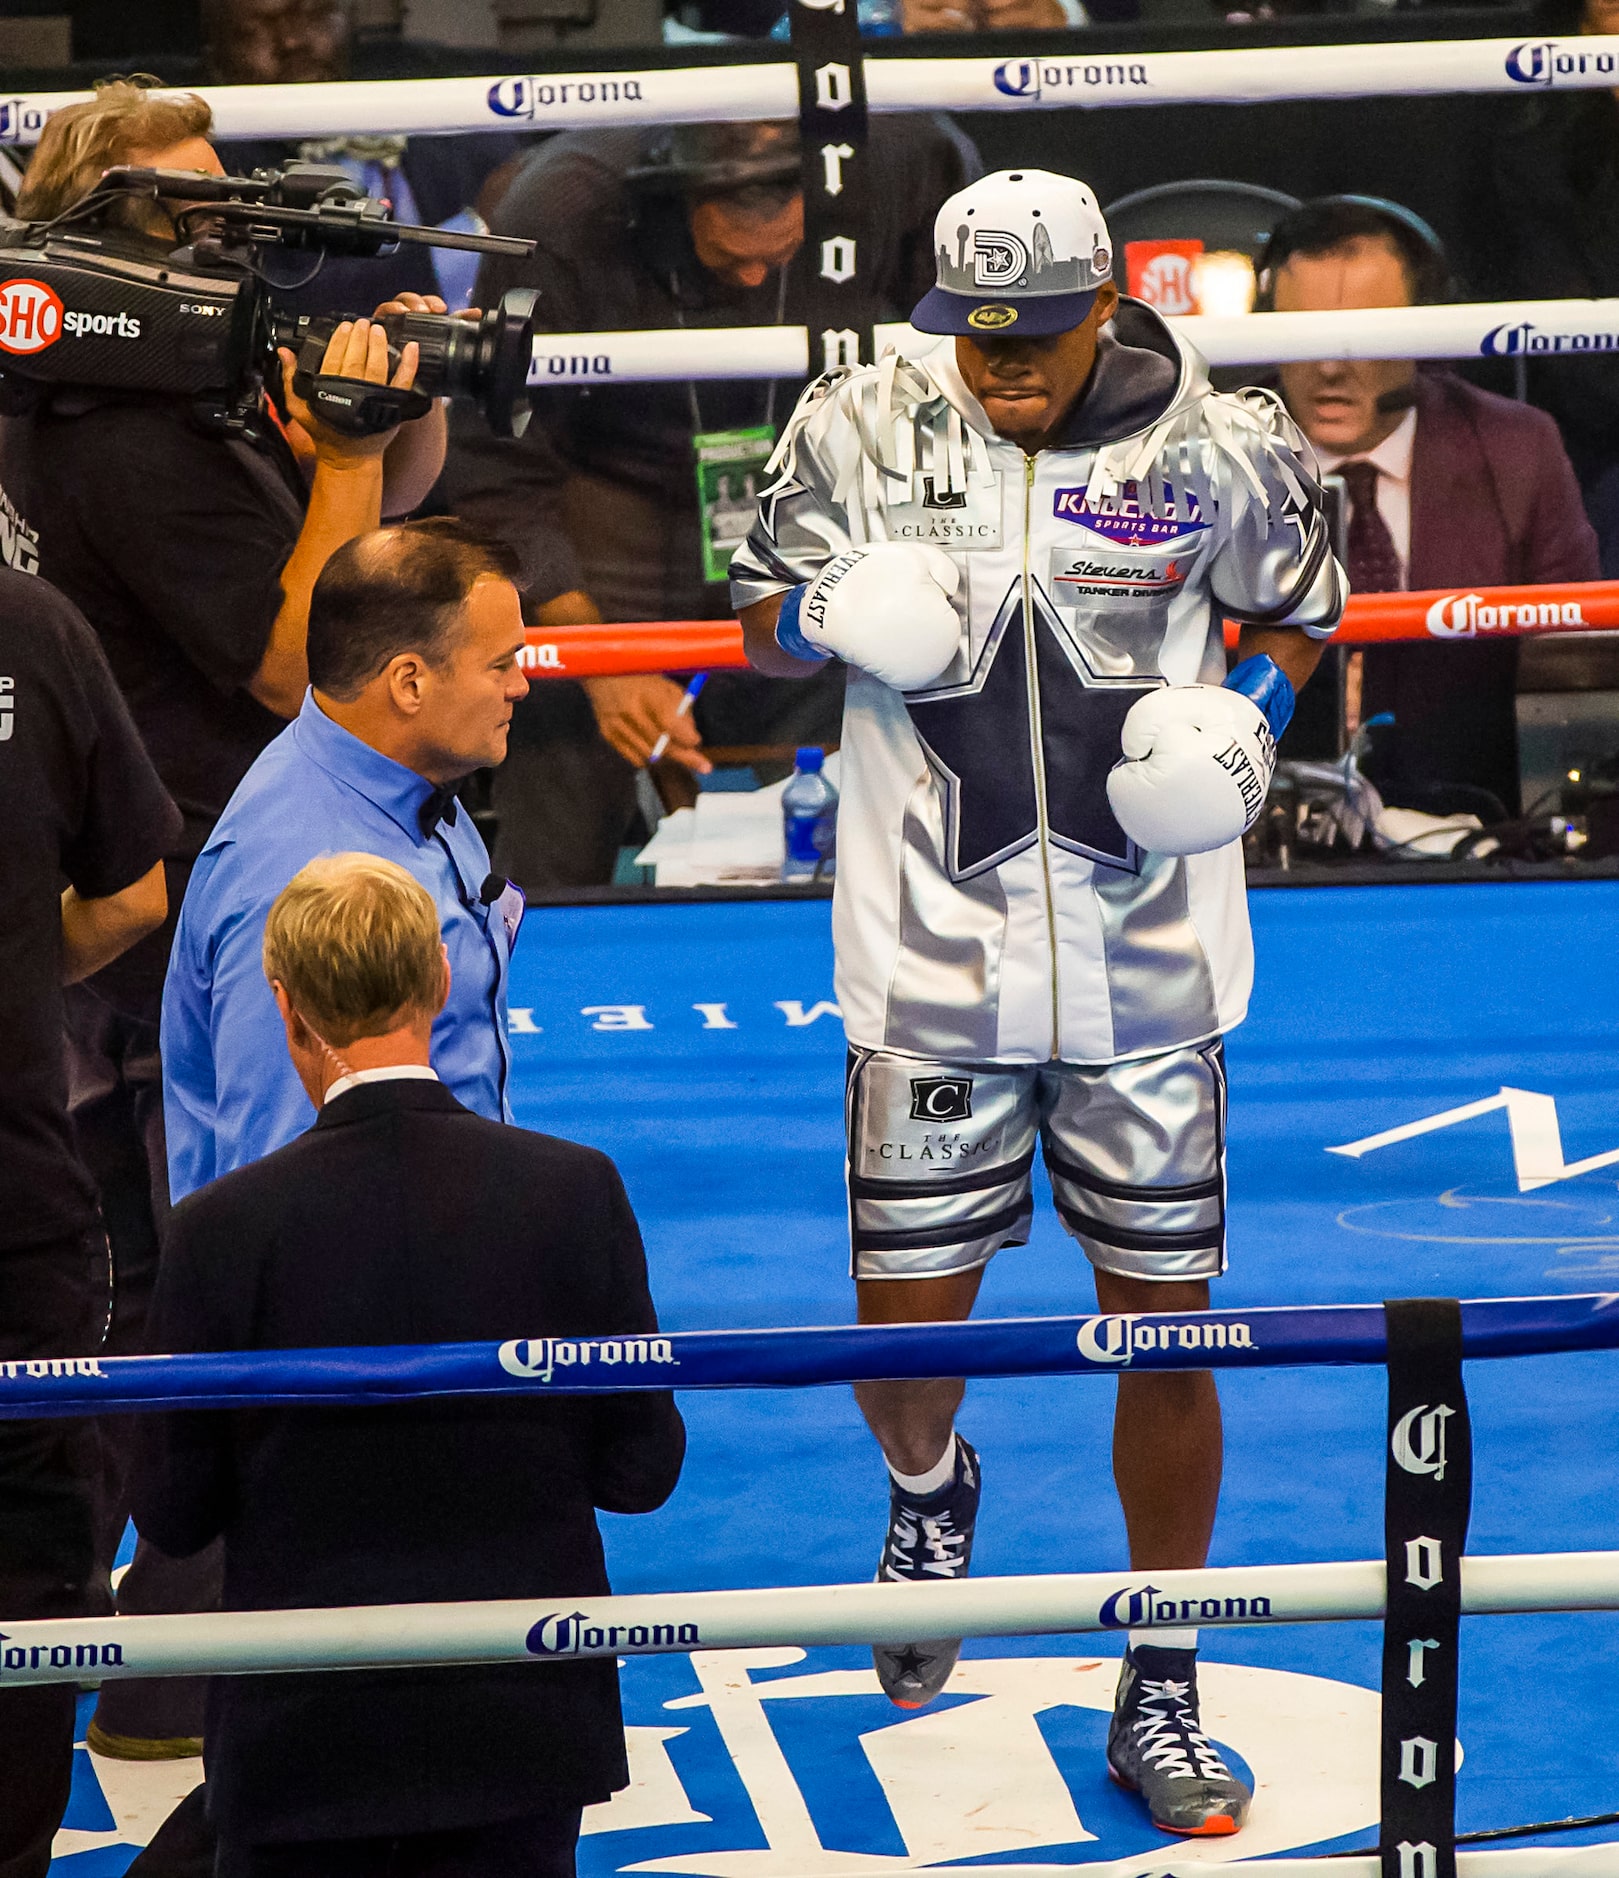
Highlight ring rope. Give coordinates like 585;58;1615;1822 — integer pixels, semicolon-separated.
517;582;1619;681
2;1551;1617;1686
4;1293;1617;1419
532;303;1619;385
5;39;1618;142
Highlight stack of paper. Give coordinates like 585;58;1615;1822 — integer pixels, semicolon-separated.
635;756;841;888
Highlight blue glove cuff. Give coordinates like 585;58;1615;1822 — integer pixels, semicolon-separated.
775;585;831;665
1224;653;1296;739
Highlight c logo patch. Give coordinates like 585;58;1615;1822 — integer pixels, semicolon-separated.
967;303;1018;331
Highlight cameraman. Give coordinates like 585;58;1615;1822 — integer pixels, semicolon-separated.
0;80;451;1754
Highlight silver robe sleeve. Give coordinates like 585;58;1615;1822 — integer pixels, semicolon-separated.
1206;389;1348;641
729;375;861;610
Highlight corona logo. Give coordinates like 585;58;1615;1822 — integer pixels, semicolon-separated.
1424;591;1587;638
1392;1404;1455;1481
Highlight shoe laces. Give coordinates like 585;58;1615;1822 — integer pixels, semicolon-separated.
882;1502;970;1580
1130;1678;1235;1784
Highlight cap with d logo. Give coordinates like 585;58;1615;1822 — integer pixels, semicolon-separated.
911;169;1113;339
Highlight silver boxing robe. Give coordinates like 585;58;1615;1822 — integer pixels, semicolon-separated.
730;301;1345;1067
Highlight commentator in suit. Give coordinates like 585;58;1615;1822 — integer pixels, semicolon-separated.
134;854;685;1877
1265;195;1600;816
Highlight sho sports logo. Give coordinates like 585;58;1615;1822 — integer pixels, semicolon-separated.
1076;1314;1254;1366
1425;592;1587;638
487;74;646;118
497;1335;677;1383
0;100;47;145
526;1611;700;1657
62;309;141;339
0;279;62;355
1481;318;1619;358
1097;1582;1274;1628
991;58;1150;101
1505;39;1619;84
1392;1403;1456;1481
1054;478;1205;546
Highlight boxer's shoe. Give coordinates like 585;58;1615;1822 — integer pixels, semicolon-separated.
1106;1644;1251;1835
872;1437;979;1710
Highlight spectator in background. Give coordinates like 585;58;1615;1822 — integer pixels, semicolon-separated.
443;115;979;890
205;0;530;312
1262;195;1599;819
137;853;684;1878
1493;0;1619;574
0;565;179;1878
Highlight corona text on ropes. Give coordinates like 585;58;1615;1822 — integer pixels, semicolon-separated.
0;1358;106;1381
496;1336;678;1383
486;75;646;119
1480;317;1619;357
0;1634;124;1677
1075;1315;1255;1366
1424;592;1587;637
1504;39;1619;84
516;642;562;672
525;1611;700;1657
1096;1582;1275;1629
990;59;1151;102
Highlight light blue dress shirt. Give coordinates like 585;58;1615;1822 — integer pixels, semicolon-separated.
163;691;514;1202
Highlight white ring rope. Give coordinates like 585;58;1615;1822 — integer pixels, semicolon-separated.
3;36;1618;144
4;1551;1618;1687
529;300;1619;385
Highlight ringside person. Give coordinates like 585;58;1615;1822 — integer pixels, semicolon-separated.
136;853;685;1876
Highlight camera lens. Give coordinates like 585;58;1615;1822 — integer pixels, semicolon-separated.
379;288;539;440
276;288;539;440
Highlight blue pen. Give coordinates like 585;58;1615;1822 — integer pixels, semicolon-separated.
647;672;707;766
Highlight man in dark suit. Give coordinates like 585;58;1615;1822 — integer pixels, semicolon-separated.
133;851;685;1877
1266;196;1600;817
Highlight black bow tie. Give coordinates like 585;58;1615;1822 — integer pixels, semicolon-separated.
418;784;460;840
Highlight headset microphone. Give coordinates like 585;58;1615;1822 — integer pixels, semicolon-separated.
1374;382;1421;416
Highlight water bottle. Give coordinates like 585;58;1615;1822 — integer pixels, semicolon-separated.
780;747;838;882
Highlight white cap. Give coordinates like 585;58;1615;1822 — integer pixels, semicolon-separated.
911;168;1113;337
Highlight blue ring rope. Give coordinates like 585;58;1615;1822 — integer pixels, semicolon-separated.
1;1293;1616;1419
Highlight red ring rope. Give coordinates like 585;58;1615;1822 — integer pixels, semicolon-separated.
518;581;1619;679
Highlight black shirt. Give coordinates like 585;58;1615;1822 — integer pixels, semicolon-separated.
441;116;982;613
0;566;181;1251
0;394;306;1000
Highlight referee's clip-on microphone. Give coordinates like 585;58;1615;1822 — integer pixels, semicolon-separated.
480;873;509;907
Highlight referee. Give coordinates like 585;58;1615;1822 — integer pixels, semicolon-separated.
0;564;180;1876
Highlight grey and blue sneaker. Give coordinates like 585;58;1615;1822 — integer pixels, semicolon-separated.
1106;1643;1251;1835
872;1436;980;1709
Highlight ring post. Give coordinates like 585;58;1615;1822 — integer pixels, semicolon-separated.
1381;1299;1472;1878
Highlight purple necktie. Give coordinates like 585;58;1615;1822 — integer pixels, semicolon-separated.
1339;458;1402;595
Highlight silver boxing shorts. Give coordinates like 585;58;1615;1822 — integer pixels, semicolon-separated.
845;1042;1227;1282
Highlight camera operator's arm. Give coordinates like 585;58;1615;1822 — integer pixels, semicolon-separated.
374;292;453;519
255;318;418;719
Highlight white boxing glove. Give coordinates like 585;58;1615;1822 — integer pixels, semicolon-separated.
776;543;962;691
1106;685;1277;857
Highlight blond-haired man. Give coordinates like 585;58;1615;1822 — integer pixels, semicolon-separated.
134;852;684;1877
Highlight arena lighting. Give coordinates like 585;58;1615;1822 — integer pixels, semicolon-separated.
6;37;1619;141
